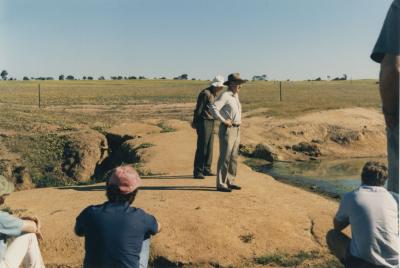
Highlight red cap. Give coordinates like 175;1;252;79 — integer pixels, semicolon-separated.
108;166;141;194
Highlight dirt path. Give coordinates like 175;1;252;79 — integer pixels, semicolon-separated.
6;120;343;267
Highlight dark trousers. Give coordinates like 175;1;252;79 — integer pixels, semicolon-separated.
326;230;387;268
193;119;215;175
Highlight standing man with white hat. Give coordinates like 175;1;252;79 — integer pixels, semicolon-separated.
210;73;247;192
192;75;225;179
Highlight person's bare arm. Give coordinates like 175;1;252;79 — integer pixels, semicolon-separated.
209;93;232;126
21;216;43;240
333;218;349;231
380;54;400;128
21;220;38;233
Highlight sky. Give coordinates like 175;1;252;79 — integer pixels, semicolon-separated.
0;0;394;80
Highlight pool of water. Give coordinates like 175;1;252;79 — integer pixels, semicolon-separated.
245;157;387;199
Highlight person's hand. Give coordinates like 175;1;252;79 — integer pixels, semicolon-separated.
224;119;232;127
22;216;43;240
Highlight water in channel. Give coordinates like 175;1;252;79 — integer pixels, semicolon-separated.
245;157;387;199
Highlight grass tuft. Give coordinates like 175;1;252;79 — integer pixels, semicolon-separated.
254;250;320;267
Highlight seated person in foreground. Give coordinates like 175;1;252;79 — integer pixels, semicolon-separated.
327;161;399;268
0;175;45;268
75;165;161;268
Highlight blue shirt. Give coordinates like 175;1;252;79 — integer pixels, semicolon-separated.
0;211;23;260
75;202;158;268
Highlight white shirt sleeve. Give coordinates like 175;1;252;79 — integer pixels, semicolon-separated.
209;92;228;123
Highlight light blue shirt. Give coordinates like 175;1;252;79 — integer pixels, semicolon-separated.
0;211;23;260
335;186;399;267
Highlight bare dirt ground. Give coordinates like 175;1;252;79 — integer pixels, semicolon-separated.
2;106;386;267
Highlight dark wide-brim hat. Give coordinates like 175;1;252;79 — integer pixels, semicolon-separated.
223;73;248;86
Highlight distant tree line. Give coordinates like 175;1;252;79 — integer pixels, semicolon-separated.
307;74;348;81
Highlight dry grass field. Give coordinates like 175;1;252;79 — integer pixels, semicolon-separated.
0;79;385;267
0;79;380;112
0;79;382;188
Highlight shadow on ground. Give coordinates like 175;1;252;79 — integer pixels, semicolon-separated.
58;185;216;192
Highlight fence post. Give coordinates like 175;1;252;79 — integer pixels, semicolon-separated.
279;81;282;102
38;83;41;109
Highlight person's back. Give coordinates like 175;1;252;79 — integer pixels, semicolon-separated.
77;202;157;268
75;166;160;268
329;161;399;268
342;186;398;267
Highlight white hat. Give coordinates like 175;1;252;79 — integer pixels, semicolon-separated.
210;75;225;87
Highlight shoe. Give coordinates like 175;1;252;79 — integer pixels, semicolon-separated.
193;173;205;179
203;171;216;176
217;186;232;192
228;184;242;190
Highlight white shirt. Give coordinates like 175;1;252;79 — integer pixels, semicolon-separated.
209;91;242;124
335;185;399;267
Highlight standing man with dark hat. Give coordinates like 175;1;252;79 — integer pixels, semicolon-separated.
192;75;225;179
210;73;247;192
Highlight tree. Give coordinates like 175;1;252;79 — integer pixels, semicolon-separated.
66;75;74;80
342;74;347;80
173;74;188;80
23;76;29;80
87;76;93;80
83;76;87;80
46;77;54;80
59;74;65;80
252;74;268;81
128;76;137;80
1;70;8;80
98;76;105;80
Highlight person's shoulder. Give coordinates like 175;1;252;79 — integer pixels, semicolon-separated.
341;190;357;203
131;207;156;219
203;88;214;97
0;211;14;220
386;190;399;204
80;203;106;214
220;91;232;98
130;207;147;215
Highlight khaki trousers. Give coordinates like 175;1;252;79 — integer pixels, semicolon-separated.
216;125;240;188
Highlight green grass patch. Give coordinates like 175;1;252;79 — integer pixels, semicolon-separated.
255;250;320;267
138;143;155;149
156;121;176;133
3;133;72;187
